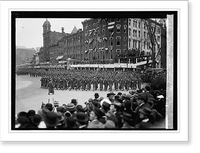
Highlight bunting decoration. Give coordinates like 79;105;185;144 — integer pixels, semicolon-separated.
103;37;107;41
97;36;102;42
89;39;94;44
108;25;114;29
108;21;115;26
85;40;89;44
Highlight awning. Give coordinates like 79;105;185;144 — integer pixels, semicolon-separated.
108;22;115;25
56;55;63;60
108;25;114;29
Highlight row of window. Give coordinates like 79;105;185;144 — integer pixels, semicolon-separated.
84;18;127;30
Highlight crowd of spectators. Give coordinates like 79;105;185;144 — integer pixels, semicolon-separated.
15;86;166;130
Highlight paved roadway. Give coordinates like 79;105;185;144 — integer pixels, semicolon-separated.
16;75;129;114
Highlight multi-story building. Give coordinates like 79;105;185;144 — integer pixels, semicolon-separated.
128;18;162;54
82;18;128;63
16;46;36;65
39;18;165;67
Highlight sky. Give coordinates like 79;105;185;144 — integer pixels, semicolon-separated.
16;18;86;49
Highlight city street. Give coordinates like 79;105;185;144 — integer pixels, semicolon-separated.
16;75;129;114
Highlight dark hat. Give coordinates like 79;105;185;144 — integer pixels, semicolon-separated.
117;92;122;96
139;107;152;116
88;98;93;102
71;99;77;106
31;114;42;125
94;93;99;98
145;85;151;91
76;112;88;123
93;108;105;119
27;109;36;117
107;92;115;97
17;111;27;117
66;103;76;112
123;112;134;122
56;106;65;113
65;116;76;128
76;105;85;113
113;101;122;107
102;101;111;109
17;116;29;125
92;100;99;108
45;103;53;111
44;112;59;127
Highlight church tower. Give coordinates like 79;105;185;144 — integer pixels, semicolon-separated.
42;19;51;47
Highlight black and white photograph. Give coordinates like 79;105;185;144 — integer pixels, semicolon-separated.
0;0;189;142
13;11;177;130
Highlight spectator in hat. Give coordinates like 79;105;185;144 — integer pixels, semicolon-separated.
56;106;66;128
38;103;54;120
27;109;36;118
134;93;151;114
76;105;85;113
121;112;135;129
134;93;151;125
65;116;78;129
43;112;59;129
107;92;115;103
100;101;111;114
76;112;89;129
15;115;30;128
65;103;76;117
94;93;100;100
29;114;42;129
87;108;106;129
135;107;157;129
71;99;78;106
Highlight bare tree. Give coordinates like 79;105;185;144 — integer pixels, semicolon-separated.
143;18;166;68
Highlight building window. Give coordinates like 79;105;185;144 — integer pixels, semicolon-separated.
116;49;121;55
110;37;113;46
138;30;141;37
124;36;127;46
129;28;131;36
138;41;141;49
129;19;131;26
128;39;131;48
138;21;141;28
102;29;105;36
116;36;121;46
124;25;127;33
116;24;121;33
157;35;161;43
110;51;113;59
157;26;161;34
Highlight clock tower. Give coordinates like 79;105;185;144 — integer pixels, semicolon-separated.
42;19;51;47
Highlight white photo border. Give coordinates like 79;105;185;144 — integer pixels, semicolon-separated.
0;1;188;141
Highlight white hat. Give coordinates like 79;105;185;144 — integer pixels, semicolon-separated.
157;95;164;99
100;98;112;106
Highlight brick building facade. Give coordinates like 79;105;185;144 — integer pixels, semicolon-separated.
39;18;165;67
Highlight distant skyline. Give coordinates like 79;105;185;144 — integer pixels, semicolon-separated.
16;18;86;49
